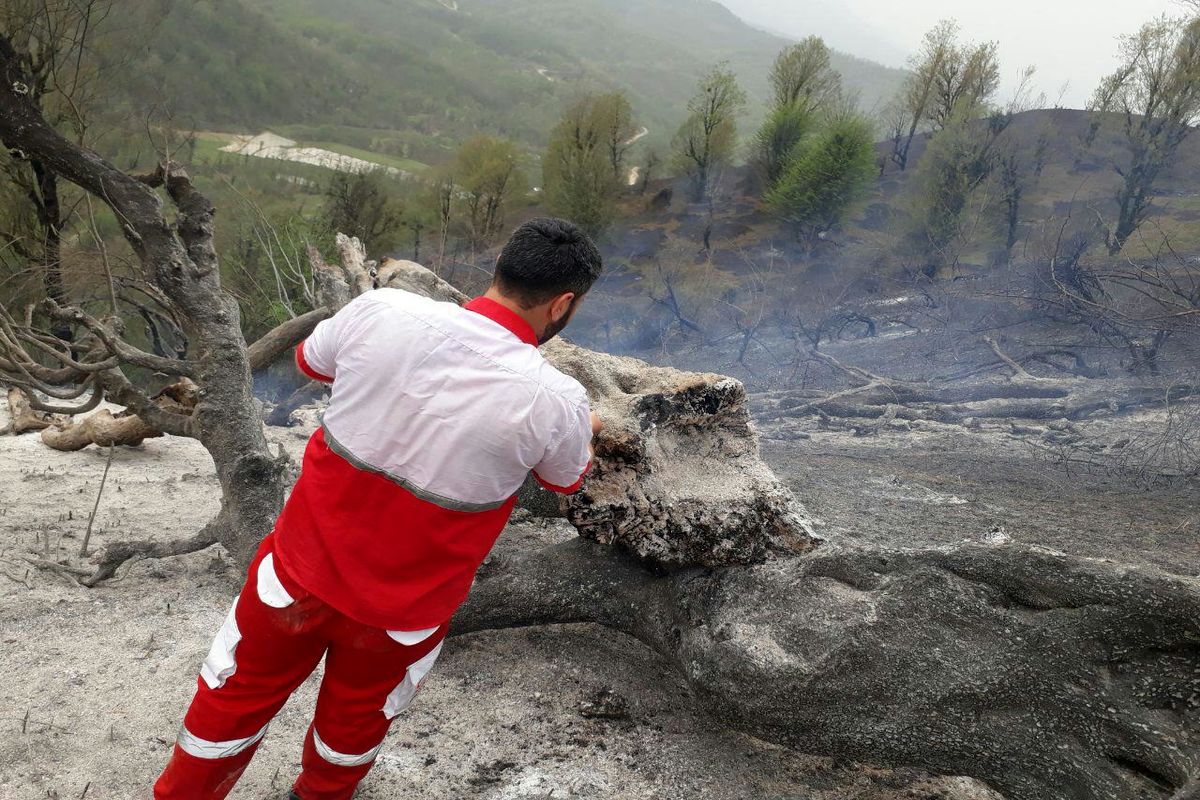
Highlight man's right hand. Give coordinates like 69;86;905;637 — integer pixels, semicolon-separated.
590;411;603;436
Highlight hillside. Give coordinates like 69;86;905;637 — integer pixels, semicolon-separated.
118;0;906;162
550;108;1200;365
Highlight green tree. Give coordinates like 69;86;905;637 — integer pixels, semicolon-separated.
672;63;746;202
749;101;816;191
1090;15;1200;254
902;108;1010;272
769;37;842;114
321;170;405;256
542;92;638;236
594;91;638;179
765;113;876;245
455;135;527;250
886;20;999;171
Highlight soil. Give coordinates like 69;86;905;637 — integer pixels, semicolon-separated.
760;414;1200;576
2;337;1196;799
0;403;1002;800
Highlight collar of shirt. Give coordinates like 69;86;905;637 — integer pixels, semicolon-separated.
464;296;539;347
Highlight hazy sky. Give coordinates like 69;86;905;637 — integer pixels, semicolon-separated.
716;0;1182;109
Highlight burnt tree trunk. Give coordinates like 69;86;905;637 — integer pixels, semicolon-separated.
454;536;1200;800
0;36;289;566
28;157;71;340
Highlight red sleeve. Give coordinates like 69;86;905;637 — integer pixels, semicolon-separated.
533;459;592;494
295;339;333;383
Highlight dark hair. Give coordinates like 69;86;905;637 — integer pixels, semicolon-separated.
493;217;602;307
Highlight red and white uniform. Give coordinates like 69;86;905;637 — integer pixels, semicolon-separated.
155;291;593;800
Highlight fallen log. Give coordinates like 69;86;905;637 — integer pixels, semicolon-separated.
755;381;1197;425
246;308;330;372
40;379;198;451
2;387;56;434
455;535;1200;800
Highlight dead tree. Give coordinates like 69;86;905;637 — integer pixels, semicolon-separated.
0;35;323;576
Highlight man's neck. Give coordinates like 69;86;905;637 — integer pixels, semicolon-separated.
483;287;540;336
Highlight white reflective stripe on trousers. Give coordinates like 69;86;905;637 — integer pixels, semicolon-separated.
312;727;383;767
382;640;444;719
177;722;268;759
199;599;241;690
255;552;295;608
385;626;439;646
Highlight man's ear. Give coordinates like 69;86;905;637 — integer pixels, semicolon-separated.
549;291;576;322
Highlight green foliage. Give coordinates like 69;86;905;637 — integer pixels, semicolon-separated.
454;136;528;249
672;63;747;202
219;208;324;342
105;0;902;156
886;20;1001;171
901;110;1007;270
769;37;842;113
542;92;636;237
750;102;817;190
321;171;407;256
765;114;876;242
1089;15;1200;254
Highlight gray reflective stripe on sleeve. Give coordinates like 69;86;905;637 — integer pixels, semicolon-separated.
177;723;268;759
321;425;509;512
312;727;384;767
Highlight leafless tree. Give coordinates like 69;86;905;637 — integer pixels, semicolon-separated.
0;34;333;580
1029;220;1200;377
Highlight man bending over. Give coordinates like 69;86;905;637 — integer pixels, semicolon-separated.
154;217;603;799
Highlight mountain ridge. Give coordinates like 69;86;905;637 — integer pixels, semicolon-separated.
118;0;906;161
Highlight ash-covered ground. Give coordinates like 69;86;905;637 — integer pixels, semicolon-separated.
761;413;1199;576
1;343;1195;799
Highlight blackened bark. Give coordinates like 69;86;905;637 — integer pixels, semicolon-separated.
29;158;71;340
455;537;1200;800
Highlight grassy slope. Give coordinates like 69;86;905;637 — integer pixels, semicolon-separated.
120;0;906;158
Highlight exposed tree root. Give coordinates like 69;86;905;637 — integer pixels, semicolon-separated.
82;528;220;586
41;408;164;450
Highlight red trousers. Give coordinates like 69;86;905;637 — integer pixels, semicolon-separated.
154;536;447;799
